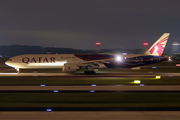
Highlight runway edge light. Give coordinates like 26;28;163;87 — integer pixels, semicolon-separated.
53;90;59;93
156;76;161;79
134;80;141;84
46;109;52;112
90;90;95;92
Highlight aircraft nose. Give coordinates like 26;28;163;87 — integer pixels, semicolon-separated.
5;59;12;66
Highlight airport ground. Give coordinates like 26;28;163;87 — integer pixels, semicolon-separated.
0;59;180;119
1;111;180;120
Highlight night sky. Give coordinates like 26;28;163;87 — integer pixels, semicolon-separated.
0;0;180;50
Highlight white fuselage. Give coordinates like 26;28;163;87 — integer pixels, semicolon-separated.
5;54;84;69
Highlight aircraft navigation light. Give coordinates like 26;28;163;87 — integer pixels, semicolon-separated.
134;80;141;84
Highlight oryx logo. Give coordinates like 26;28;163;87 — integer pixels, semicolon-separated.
149;36;169;56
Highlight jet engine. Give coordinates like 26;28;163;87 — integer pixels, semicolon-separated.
62;63;79;73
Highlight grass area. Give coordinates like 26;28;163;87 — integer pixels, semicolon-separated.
0;77;180;85
0;93;180;108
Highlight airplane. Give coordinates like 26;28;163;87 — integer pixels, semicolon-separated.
5;33;170;74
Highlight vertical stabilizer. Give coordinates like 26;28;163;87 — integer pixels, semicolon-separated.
144;33;170;56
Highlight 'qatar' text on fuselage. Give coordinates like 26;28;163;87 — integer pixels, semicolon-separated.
22;57;56;64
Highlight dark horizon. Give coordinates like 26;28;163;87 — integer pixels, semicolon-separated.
0;0;179;50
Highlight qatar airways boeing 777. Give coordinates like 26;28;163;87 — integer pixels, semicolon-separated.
5;33;170;74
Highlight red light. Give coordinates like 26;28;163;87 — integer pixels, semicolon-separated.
174;41;178;43
96;42;101;45
47;52;51;54
143;42;149;46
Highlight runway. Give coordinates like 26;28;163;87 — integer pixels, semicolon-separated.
0;72;179;77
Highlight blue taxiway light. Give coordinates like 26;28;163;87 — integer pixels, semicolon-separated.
46;109;52;112
91;84;96;86
90;90;95;92
152;67;157;68
40;84;45;86
53;90;59;93
140;84;145;86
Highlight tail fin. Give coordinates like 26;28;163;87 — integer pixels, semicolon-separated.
144;33;170;56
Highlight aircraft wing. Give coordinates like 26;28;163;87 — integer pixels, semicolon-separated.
76;58;114;66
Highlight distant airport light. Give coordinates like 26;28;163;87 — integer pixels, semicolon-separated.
176;64;180;66
46;109;52;112
143;42;149;46
40;84;45;86
90;90;95;92
168;56;172;61
96;42;101;45
134;80;141;84
140;84;144;86
122;53;127;55
155;76;161;79
172;41;180;45
91;84;96;86
53;90;59;93
46;52;51;54
152;67;157;69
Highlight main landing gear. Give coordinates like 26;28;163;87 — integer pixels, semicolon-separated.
84;70;96;75
84;65;96;75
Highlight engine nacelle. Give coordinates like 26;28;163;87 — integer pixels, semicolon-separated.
91;64;99;69
62;63;79;73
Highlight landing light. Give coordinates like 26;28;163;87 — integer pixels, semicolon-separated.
115;55;122;62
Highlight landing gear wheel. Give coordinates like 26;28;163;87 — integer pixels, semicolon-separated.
84;71;88;74
84;70;96;75
91;71;96;75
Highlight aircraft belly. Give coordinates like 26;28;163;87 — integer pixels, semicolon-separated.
18;63;64;69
